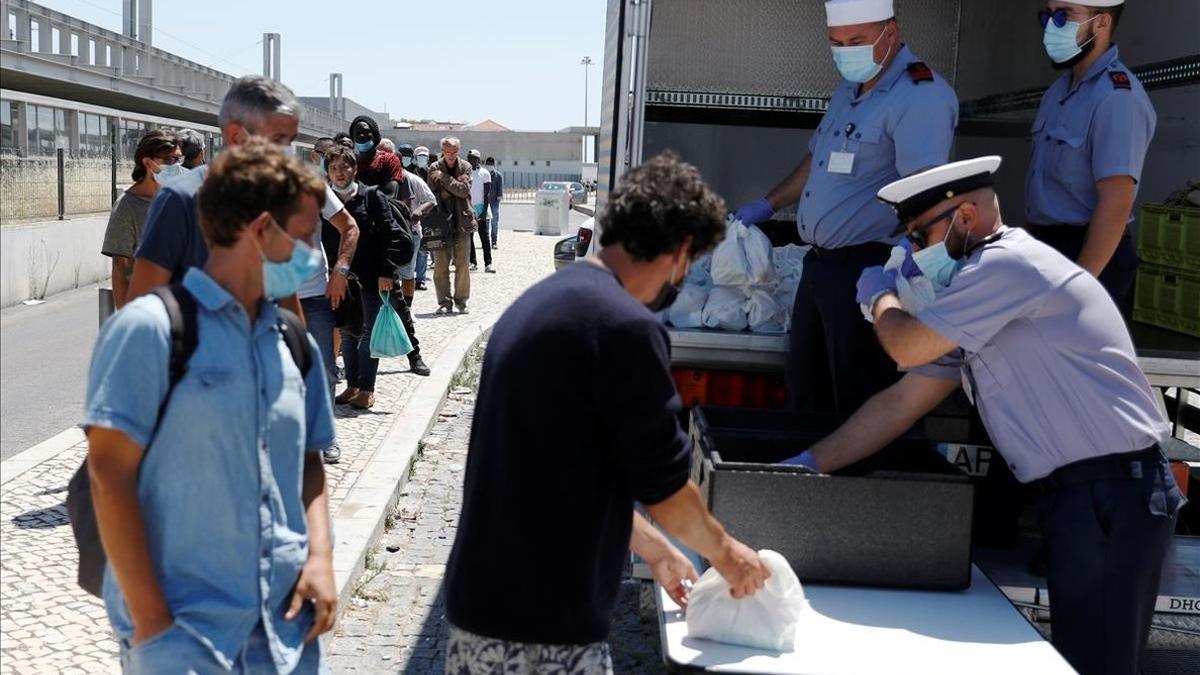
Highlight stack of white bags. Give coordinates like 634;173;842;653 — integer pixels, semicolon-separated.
665;217;809;333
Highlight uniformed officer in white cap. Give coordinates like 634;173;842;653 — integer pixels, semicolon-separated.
1026;0;1155;309
731;0;959;415
786;156;1184;675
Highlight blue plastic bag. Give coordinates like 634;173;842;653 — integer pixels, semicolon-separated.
370;292;414;358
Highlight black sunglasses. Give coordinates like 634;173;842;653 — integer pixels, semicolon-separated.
900;204;961;249
1038;8;1072;29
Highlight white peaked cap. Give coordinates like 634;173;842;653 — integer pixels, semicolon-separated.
877;156;1003;224
1074;0;1124;6
825;0;895;27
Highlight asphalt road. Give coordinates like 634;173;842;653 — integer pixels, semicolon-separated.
0;203;590;462
0;283;101;460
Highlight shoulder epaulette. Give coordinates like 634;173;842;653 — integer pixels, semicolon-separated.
907;61;934;84
1109;71;1132;90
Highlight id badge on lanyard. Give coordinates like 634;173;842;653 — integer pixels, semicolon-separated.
828;123;857;175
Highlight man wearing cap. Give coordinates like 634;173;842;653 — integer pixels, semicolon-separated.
788;156;1183;675
732;0;959;415
467;149;495;273
1025;0;1154;309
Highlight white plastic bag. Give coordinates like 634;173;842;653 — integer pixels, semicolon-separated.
686;550;806;652
668;285;710;328
746;289;784;333
702;286;748;331
861;245;936;324
743;223;776;285
711;220;753;286
686;255;713;289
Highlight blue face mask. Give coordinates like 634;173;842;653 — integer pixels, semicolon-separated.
911;241;962;289
1043;15;1098;64
354;139;375;153
831;27;891;83
317;157;327;175
263;237;323;300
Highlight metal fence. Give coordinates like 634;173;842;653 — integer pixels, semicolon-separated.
0;150;132;225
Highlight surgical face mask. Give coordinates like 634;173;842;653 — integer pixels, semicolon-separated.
354;139;375;153
263;236;324;300
831;27;891;83
332;178;356;195
156;162;186;181
646;257;687;312
416;156;429;168
401;155;414;167
316;157;327;176
911;209;970;289
1043;14;1098;65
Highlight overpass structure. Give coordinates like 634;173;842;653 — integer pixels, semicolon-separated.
0;0;350;158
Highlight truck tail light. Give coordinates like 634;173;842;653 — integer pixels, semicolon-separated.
672;368;787;409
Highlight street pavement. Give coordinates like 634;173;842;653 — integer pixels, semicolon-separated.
0;202;582;462
325;350;664;674
0;218;579;674
0;284;101;460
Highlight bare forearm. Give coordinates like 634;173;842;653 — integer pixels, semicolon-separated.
644;482;729;563
813;384;925;472
765;154;813;211
127;258;171;302
111;257;131;309
1078;187;1133;277
89;447;169;631
303;456;332;557
630;511;674;561
334;222;359;270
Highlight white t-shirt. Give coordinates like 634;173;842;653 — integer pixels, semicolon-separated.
469;166;491;206
298;185;344;300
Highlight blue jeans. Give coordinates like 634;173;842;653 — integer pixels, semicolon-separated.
300;296;337;401
119;621;324;674
488;201;501;243
341;289;384;392
415;248;429;285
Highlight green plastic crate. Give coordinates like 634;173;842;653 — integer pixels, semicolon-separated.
1133;264;1200;338
1137;203;1200;271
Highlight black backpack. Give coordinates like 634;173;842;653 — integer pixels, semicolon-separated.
65;284;312;597
369;184;415;269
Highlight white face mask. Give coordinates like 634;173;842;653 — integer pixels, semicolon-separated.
156;162;186;183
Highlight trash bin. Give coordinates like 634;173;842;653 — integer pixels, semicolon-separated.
534;189;571;236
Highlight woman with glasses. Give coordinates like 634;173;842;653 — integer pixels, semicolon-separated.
100;129;181;308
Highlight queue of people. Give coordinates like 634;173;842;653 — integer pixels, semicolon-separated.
80;0;1182;673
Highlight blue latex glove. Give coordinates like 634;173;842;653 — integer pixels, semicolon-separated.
733;198;775;226
781;449;818;471
897;239;923;279
856;266;899;307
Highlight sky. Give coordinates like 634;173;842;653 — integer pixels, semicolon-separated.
37;0;608;131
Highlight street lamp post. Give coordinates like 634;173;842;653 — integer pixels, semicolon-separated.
580;56;593;162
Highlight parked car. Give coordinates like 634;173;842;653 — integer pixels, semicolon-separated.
552;217;594;270
540;181;587;207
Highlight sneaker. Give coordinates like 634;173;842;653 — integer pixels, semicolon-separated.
335;387;360;405
350;391;375;410
457;305;470;315
322;445;341;464
436;306;452;315
492;242;498;250
469;263;478;271
408;353;431;377
415;281;428;291
485;265;496;273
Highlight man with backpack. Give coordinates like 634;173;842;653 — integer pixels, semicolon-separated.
349;121;431;377
82;140;336;673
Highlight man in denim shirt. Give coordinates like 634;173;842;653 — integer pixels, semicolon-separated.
84;140;337;674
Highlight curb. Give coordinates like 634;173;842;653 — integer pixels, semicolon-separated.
331;316;497;610
0;426;85;485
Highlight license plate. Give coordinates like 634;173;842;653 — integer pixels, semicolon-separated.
940;443;996;478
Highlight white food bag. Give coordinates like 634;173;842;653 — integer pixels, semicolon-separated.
702;286;749;331
686;549;806;652
746;288;783;333
668;285;710;328
711;219;753;286
743;223;776;285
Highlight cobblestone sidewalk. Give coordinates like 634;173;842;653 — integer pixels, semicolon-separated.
0;228;563;674
326;349;665;674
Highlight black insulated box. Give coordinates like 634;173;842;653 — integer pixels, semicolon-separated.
690;406;975;591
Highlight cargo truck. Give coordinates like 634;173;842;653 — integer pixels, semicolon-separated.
590;1;1200;672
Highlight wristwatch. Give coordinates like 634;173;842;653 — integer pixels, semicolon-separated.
332;265;351;277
